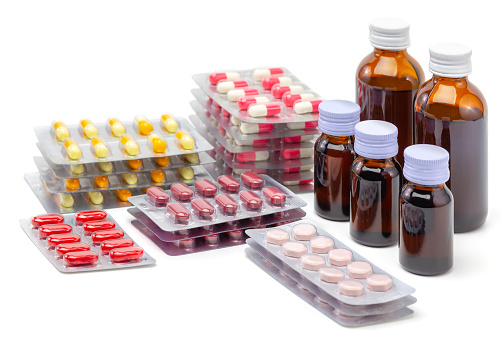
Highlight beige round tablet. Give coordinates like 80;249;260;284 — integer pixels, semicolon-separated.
282;241;307;258
319;267;344;283
292;224;317;241
266;229;290;245
367;274;392;292
328;248;353;266
300;254;325;271
310;236;334;254
347;261;373;279
338;280;365;297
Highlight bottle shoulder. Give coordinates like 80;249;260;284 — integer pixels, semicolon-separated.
352;157;402;178
315;135;355;155
401;183;453;208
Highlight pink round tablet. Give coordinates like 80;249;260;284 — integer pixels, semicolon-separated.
300;254;325;271
266;229;290;245
282;241;307;258
367;274;392;292
319;267;345;283
292;224;317;241
328;248;353;266
310;236;334;254
347;261;373;279
338;280;365;297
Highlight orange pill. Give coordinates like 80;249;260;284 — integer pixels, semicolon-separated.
94;176;109;188
147;132;167;153
65;178;80;190
151;170;165;183
116;189;132;202
155;156;169;167
134;116;154;135
128;159;143;170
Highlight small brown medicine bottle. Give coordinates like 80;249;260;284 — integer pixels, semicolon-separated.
356;18;425;165
350;120;401;247
414;43;487;233
400;144;453;275
314;100;360;221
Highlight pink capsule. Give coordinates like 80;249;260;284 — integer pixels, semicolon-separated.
234;138;269;146
241;172;264;188
262;76;292;90
213;101;221;108
248;103;283;118
147;187;170;207
209;72;240;85
217;80;249;94
174;238;195;249
237;96;271;110
204;234;219;245
282;92;316;107
170;183;194;201
195;179;218;197
227;230;244;240
167;203;190;222
215;194;239;215
272;84;304;99
281;148;313;160
191;198;215;218
240;122;274;134
283;136;302;144
240;191;263;210
218;175;240;192
263;187;287;206
236;151;270;162
294;99;323;114
253;68;284;81
227;88;260;102
221;108;230;117
287;121;319;130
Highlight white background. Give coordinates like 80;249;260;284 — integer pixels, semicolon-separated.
0;1;499;343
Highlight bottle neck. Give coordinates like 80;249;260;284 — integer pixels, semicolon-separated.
373;48;407;57
321;133;354;145
432;74;468;83
407;181;446;191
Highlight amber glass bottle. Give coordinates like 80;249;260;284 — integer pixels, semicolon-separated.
414;43;487;233
314;100;360;221
400;144;453;275
350;120;401;247
356;18;425;165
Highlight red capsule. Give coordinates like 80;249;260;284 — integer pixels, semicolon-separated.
174;238;195;249
281;148;313;160
227;230;244;240
240;191;263;210
262;76;292;90
75;210;107;225
110;246;144;262
271;84;304;99
263;187;287;206
204;234;219;245
236;151;270;162
84;220;116;234
282;92;316;107
237;95;271;110
170;183;194;201
56;243;90;257
47;234;81;248
215;194;239;215
101;238;134;254
64;250;99;266
218;175;240;192
191;198;215;218
39;224;72;239
195;179;218;197
283;136;302;144
91;229;125;244
208;72;240;85
147;187;170;207
167;202;190;222
31;214;64;228
221;109;231;117
241;172;264;188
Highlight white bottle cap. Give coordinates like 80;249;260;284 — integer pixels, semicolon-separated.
403;144;450;185
369;18;411;51
318;100;360;137
354;120;398;159
429;42;472;78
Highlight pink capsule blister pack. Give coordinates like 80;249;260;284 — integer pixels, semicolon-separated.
19;210;155;273
192;67;322;124
127;174;307;232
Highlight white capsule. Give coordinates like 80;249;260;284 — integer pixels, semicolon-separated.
227;89;246;102
299;135;315;142
253;69;271;81
216;80;248;94
239;122;274;134
294;101;314;114
230;115;241;126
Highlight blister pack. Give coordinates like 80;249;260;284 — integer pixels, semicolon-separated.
20;211;155;272
36;117;213;165
246;248;413;327
192;68;322;124
127;174;307;232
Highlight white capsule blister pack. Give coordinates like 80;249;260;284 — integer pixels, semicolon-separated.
192;67;322;124
36;118;213;165
127;174;307;232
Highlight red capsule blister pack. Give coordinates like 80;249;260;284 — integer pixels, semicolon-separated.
127;174;306;232
20;211;155;273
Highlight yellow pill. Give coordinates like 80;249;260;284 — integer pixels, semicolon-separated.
89;191;104;205
128;159;143;170
70;164;84;175
57;193;74;208
155;156;169;167
176;130;195;150
108;118;126;137
120;134;140;156
91;137;109;158
147;132;167;153
161;114;178;133
80;119;99;139
123;173;138;185
134;116;153;135
178;167;194;180
151;170;165;183
184;153;199;164
99;162;113;172
52;121;70;142
116;189;132;202
63;139;82;160
65;178;80;190
94;176;109;188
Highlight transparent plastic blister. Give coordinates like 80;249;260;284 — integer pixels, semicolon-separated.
20;211;155;273
192;68;321;124
128;174;307;232
245;221;416;306
36;118;213;165
246;248;413;327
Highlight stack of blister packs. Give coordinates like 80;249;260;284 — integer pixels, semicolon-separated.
190;67;322;192
25;116;216;213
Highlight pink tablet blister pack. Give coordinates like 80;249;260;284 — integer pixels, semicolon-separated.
19;210;155;272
